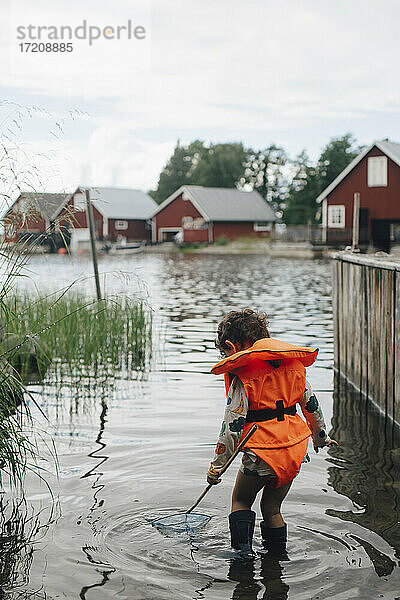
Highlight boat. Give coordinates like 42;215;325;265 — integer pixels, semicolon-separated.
101;241;143;255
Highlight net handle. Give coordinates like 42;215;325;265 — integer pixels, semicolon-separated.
186;423;258;514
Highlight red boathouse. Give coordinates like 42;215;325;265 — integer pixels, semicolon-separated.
317;140;400;252
152;186;276;243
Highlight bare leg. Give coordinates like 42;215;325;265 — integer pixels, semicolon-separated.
260;481;292;528
231;470;269;512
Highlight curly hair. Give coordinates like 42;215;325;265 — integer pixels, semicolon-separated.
215;308;270;356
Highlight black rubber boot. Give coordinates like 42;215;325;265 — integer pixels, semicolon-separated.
228;510;256;556
260;522;289;561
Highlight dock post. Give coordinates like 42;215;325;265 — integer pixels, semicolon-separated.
85;189;102;301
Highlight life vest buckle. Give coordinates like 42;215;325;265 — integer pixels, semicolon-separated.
276;400;285;421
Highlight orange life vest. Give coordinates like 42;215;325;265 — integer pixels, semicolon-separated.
211;337;319;486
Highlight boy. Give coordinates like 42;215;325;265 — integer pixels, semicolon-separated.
207;308;337;559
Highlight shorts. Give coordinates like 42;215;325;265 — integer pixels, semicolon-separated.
239;451;276;479
239;446;310;485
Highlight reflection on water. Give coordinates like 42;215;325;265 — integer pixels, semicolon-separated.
0;497;57;598
327;374;400;571
228;557;289;600
1;254;399;599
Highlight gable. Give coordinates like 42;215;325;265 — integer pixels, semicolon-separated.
324;146;400;224
317;140;400;203
154;192;204;226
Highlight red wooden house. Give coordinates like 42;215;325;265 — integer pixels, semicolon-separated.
317;140;400;251
56;187;157;250
151;186;276;243
3;192;72;243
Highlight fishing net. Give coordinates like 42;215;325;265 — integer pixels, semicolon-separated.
151;512;211;534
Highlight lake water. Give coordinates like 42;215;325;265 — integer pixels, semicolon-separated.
3;253;400;600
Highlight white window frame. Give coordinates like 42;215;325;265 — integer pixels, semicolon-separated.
115;220;128;231
253;222;272;232
368;156;387;187
182;216;193;229
328;205;345;228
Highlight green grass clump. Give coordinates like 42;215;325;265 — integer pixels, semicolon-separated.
1;292;152;380
178;242;202;252
215;236;229;246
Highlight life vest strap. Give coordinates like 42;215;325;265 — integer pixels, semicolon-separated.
245;401;297;423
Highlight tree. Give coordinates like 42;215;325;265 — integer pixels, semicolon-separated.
190;143;247;188
317;133;362;191
283;152;320;224
150;140;206;203
151;141;247;202
283;134;363;225
240;145;287;215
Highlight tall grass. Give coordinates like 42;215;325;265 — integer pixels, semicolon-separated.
0;366;34;488
1;291;152;379
0;103;152;496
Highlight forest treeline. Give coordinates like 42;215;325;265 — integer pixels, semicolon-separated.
149;134;364;224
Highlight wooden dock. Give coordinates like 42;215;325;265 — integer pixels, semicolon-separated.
332;253;400;423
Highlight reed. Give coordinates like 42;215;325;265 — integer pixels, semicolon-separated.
0;102;126;492
1;291;152;379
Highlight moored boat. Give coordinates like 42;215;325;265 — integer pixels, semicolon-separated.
102;241;143;255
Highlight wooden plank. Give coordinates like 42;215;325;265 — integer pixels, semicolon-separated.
379;269;388;416
348;261;356;384
352;262;362;391
374;267;383;412
367;266;376;405
359;264;368;397
336;259;344;373
365;265;372;401
385;270;394;419
354;265;365;391
342;260;349;378
332;260;339;370
395;273;400;424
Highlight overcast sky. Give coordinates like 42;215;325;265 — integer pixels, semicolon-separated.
1;0;400;195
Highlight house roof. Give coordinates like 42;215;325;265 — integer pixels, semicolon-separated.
316;140;400;203
5;192;71;221
83;187;157;220
152;185;277;222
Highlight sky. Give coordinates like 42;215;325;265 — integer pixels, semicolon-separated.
1;0;400;198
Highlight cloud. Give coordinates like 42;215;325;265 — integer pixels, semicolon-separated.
1;0;400;191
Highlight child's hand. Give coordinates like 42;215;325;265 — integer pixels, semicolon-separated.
207;473;221;485
207;464;222;485
314;439;339;453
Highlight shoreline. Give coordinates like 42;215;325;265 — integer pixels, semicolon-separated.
144;241;335;258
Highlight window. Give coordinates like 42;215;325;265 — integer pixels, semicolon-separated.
74;192;86;211
182;216;193;229
254;222;272;232
390;223;400;243
328;205;345;228
182;216;206;229
115;220;128;230
192;217;206;230
368;156;387;187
